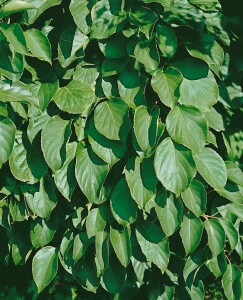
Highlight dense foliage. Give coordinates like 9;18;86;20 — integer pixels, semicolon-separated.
0;0;242;298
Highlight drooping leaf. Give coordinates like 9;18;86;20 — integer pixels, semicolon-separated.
86;208;106;238
222;264;242;300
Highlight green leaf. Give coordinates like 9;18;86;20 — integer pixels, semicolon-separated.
24;0;61;24
111;177;137;226
110;226;131;267
32;246;58;293
181;180;207;217
180;212;203;255
154;138;196;196
72;233;90;263
186;33;224;78
227;204;243;222
53;80;96;115
94;98;131;142
134;105;159;153
151;67;183;108
70;0;95;34
102;254;126;294
155;188;183;237
88;116;126;166
204;107;225;132
156;24;177;58
0;23;28;55
130;7;158;38
136;229;169;273
54;142;77;201
99;33;128;58
186;281;205;300
86;208;106;238
73;64;99;85
58;28;88;68
207;252;227;278
95;231;109;276
90;0;127;40
222;264;242;300
219;218;238;251
0;115;16;169
75;143;109;204
24;29;51;64
26;175;57;219
166;105;208;153
188;0;220;11
134;37;159;71
0;81;35;105
30;214;58;249
226;161;243;187
102;57;129;77
193;147;227;190
9;131;37;183
204;219;225;257
0;1;36;19
125;156;157;209
179;78;219;111
41;116;71;171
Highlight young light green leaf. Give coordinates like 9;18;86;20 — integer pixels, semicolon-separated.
0;1;36;19
24;29;52;63
180;212;203;255
32;246;58;293
110;226;131;267
75;143;109;204
70;0;95;34
41;116;71;171
204;219;225;257
0;116;16;169
181;180;207;217
86;208;106;238
90;0;127;40
53;80;96;115
94;98;131;142
193;147;227;190
155;188;183;237
154;138;196;196
179;78;219;111
151;67;183;108
166;105;208;153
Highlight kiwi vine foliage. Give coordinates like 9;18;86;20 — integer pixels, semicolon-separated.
0;0;242;298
